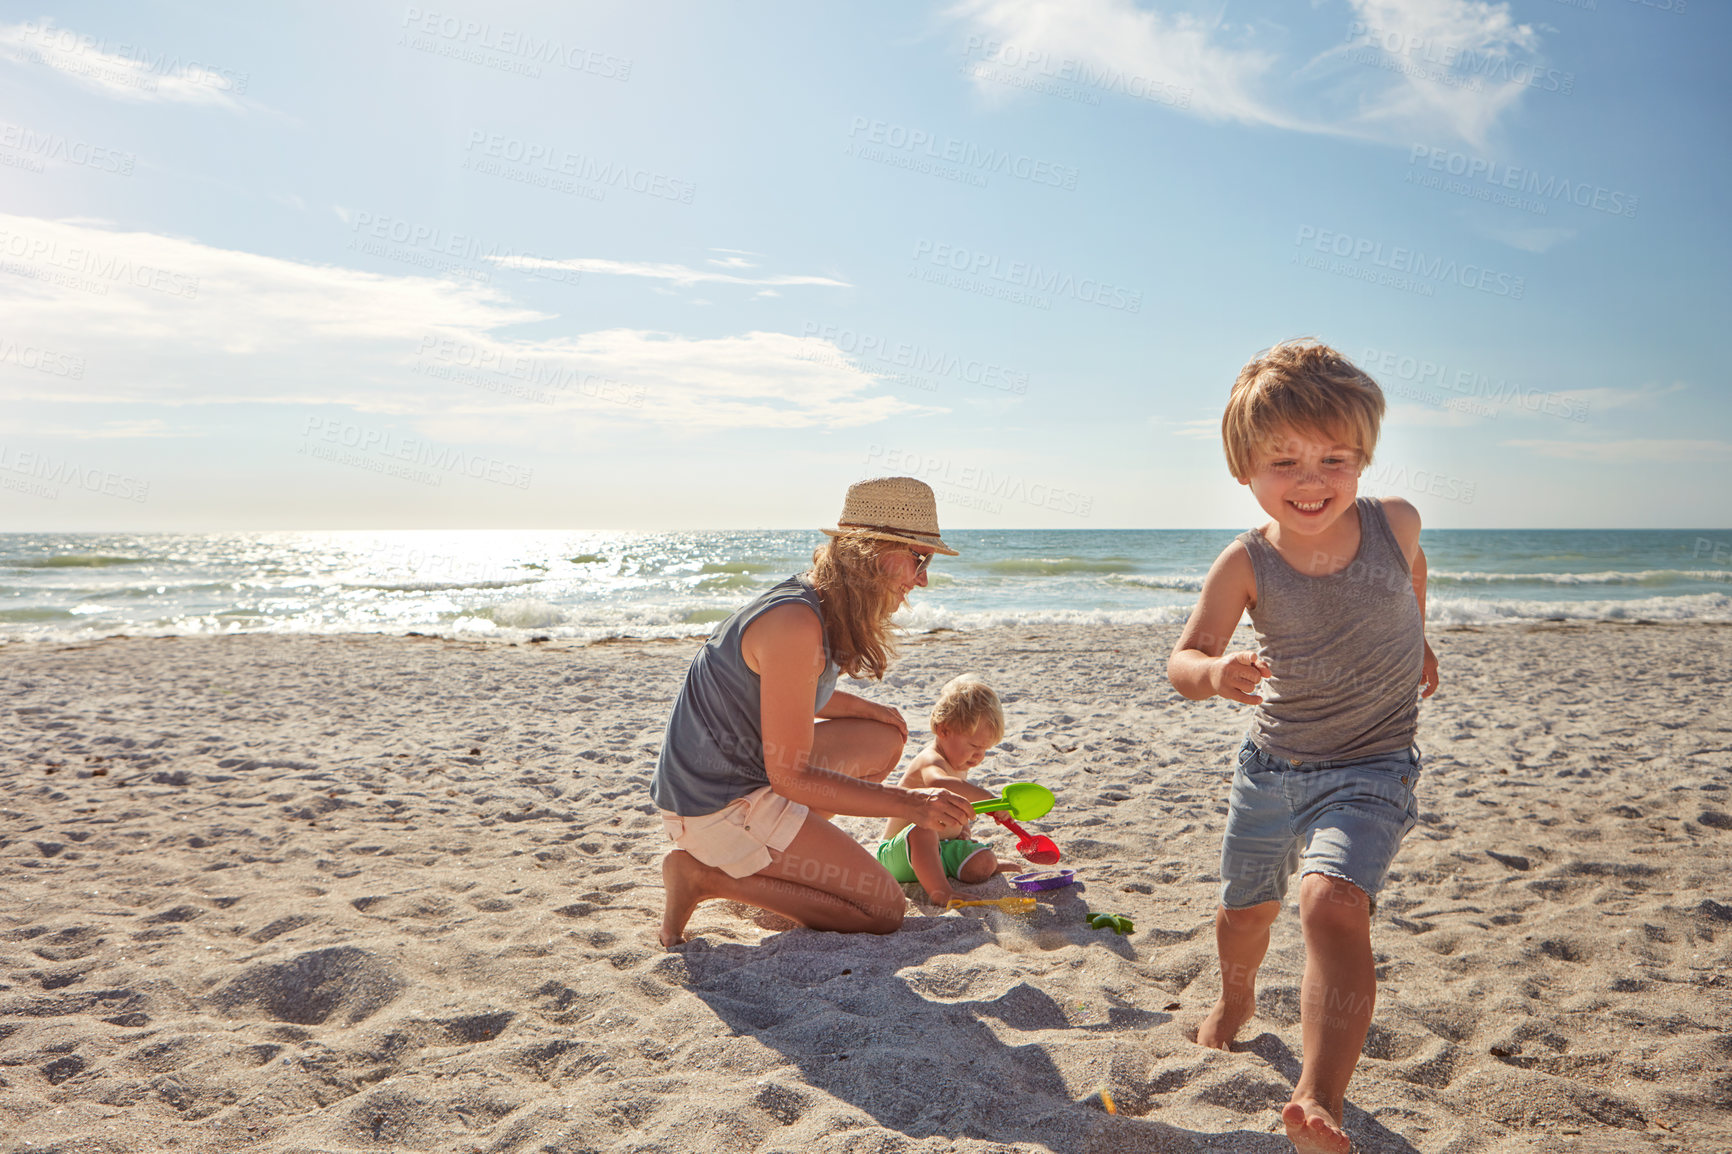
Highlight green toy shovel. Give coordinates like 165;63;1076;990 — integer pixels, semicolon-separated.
971;782;1055;822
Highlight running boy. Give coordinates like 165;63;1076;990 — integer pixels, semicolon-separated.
1167;340;1439;1154
877;674;1019;907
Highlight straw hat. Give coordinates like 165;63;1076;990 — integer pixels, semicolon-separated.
823;477;959;555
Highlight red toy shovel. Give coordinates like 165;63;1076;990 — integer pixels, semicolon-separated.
991;811;1061;865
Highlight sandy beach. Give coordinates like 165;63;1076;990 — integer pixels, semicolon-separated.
2;622;1728;1153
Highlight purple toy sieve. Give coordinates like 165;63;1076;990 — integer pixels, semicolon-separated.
1010;869;1076;892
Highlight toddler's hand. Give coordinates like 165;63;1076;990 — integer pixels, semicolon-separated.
1211;650;1272;705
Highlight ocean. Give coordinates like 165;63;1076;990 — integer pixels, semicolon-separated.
1;529;1728;645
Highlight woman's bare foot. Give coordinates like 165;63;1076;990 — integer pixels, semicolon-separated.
659;850;718;948
1195;994;1255;1049
1281;1098;1350;1153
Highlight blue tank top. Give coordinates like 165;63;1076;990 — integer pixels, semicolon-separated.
650;576;842;816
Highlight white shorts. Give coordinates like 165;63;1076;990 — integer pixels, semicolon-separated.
659;785;810;878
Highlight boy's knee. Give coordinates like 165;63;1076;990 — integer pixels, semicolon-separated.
1298;872;1370;932
957;851;997;884
1219;901;1279;931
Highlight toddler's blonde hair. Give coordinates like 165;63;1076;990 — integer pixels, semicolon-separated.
930;674;1004;742
1222;339;1385;481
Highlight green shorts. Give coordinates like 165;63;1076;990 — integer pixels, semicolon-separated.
875;825;992;884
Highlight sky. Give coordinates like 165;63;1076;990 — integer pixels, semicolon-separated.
0;0;1726;531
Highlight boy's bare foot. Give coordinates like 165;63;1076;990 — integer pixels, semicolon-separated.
659;850;717;948
1281;1098;1350;1153
1195;995;1255;1049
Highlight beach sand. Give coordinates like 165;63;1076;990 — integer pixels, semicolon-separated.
2;623;1728;1153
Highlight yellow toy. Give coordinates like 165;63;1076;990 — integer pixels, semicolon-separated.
945;896;1036;913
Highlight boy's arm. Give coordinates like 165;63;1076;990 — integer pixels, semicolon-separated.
1168;543;1270;703
912;763;999;807
817;687;908;741
1383;498;1440;698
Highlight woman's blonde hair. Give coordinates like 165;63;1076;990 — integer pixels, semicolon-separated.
806;532;905;680
1222;339;1385;481
930;674;1004;742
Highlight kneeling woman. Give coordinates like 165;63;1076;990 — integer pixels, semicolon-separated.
652;478;972;946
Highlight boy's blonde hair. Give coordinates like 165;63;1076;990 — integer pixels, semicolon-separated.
930;674;1004;742
1222;339;1385;481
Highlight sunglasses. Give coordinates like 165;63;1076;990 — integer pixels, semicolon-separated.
905;549;932;575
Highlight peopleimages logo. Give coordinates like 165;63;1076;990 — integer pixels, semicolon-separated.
0;336;85;379
910;239;1142;313
299;417;533;489
413;336;646;408
12;19;250;94
1407;146;1638;219
1344;23;1574;94
1361;347;1589;422
0;120;135;176
865;445;1092;517
461;131;695;204
960;36;1193;109
1361;459;1476;505
0;444;149;502
343;210;581;283
1294;226;1524;300
399;8;631;79
798;322;1028;395
845;117;1079;190
0;227;200;299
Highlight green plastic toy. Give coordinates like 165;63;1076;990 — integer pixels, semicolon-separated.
971;782;1055;821
1087;912;1135;935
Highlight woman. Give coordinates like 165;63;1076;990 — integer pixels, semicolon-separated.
652;477;974;946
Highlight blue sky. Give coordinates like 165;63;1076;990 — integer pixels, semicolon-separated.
0;0;1725;531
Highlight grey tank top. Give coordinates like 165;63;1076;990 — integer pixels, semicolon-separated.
1237;498;1423;762
650;576;841;816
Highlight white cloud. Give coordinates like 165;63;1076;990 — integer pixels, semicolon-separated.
953;0;1552;147
0;214;926;432
0;20;248;108
489;254;851;289
1329;0;1540;148
0;417;182;439
1476;380;1689;423
1502;438;1732;463
1472;221;1577;254
1558;382;1687;412
953;0;1299;129
1155;417;1219;439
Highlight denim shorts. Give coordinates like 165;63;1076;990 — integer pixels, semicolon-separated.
1219;736;1421;910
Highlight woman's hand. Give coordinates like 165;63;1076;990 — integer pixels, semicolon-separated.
904;787;973;835
818;689;909;742
869;701;908;742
